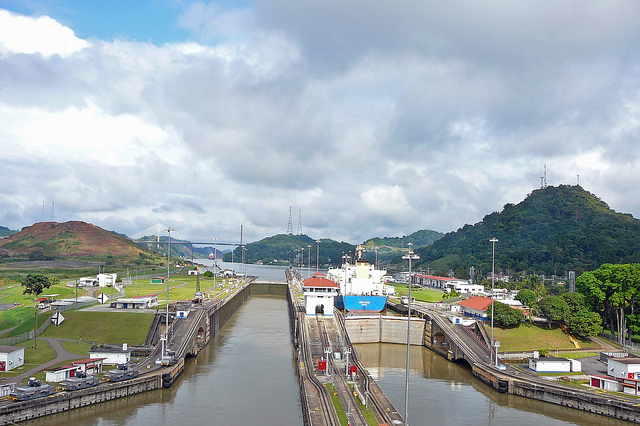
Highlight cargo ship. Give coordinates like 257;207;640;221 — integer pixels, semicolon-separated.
327;245;390;313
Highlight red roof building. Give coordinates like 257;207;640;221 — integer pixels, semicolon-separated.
303;274;339;316
457;296;492;320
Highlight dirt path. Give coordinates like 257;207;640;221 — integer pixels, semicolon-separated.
8;338;80;385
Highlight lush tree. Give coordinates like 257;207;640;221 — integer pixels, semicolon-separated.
567;309;603;338
21;274;53;297
203;271;214;278
520;274;546;298
561;292;585;313
516;289;537;307
488;301;525;327
577;263;640;343
539;295;570;323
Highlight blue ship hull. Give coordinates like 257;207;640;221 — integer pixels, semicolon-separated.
335;295;387;313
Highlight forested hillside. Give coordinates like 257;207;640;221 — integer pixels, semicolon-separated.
411;185;640;277
225;234;354;266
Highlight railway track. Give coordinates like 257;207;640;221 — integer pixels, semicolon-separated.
317;315;370;426
300;314;340;426
334;311;400;426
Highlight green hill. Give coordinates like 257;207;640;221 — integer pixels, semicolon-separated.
224;234;354;267
361;229;443;263
409;185;640;277
0;225;15;238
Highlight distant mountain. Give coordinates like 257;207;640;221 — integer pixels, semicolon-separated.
361;229;443;263
134;236;226;261
224;234;354;267
409;185;640;278
0;221;164;265
0;225;16;238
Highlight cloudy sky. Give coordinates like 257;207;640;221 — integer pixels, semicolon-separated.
1;1;640;245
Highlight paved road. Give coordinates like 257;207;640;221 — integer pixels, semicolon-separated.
8;338;80;385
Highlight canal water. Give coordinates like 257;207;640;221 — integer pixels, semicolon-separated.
355;343;632;426
26;296;303;425
25;263;633;425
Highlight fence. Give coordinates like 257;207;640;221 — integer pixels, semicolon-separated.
0;291;124;346
599;332;640;353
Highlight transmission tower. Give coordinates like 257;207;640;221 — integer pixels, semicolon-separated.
287;207;293;234
297;208;302;235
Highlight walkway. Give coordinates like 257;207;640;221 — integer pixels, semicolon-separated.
8;338;80;385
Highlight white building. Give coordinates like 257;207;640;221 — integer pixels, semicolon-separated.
98;273;117;287
72;358;105;375
529;356;575;373
90;344;132;365
45;365;79;382
303;273;339;317
446;280;485;295
608;357;640;379
109;296;158;309
0;346;24;372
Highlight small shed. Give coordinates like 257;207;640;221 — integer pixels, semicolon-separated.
150;277;165;284
90;345;132;365
529;356;571;373
589;374;623;392
0;346;25;372
45;365;79;382
303;273;339;317
72;358;106;375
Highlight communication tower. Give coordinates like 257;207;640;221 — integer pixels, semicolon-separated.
297;208;302;235
287;207;293;234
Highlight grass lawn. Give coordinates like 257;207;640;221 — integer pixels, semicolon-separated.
0;339;58;382
486;323;600;352
123;275;231;302
42;310;154;345
60;340;93;355
391;284;444;303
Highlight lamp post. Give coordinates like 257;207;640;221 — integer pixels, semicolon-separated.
163;227;173;358
375;247;379;270
489;237;498;366
402;243;419;426
316;239;321;272
307;245;312;279
212;237;218;298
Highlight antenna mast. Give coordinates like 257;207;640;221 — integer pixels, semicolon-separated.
287;207;293;235
297;208;302;235
50;202;55;226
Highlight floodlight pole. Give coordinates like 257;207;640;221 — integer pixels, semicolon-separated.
489;237;498;366
402;243;419;426
163;227;173;358
316;239;321;272
307;245;312;279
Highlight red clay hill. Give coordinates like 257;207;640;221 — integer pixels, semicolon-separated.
0;221;154;261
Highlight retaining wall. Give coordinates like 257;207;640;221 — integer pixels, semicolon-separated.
345;316;425;345
0;375;160;425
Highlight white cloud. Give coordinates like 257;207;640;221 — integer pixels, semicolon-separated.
0;9;89;57
1;3;640;245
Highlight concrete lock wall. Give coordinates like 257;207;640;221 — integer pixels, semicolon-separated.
0;376;160;424
345;317;425;345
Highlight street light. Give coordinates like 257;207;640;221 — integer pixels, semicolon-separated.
307;245;312;279
402;243;419;426
316;239;321;272
212;237;218;298
489;237;498;366
163;227;173;358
